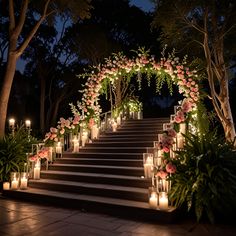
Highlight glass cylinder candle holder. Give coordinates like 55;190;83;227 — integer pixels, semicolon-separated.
137;111;143;120
20;172;28;190
111;121;117;132
179;123;186;134
72;136;80;153
158;192;169;210
148;187;158;209
116;115;122;126
91;124;99;139
156;177;170;193
33;159;41;180
158;133;163;142
81;131;88;147
48;146;53;162
143;153;153;178
3;182;10;190
11;172;20;190
153;147;163;167
176;133;184;149
56;142;62;158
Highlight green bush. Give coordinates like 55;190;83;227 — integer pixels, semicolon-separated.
170;130;236;223
0;126;36;182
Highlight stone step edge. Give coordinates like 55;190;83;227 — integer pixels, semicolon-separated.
29;179;147;193
55;158;143;162
2;188;175;213
49;163;143;170
40;170;149;181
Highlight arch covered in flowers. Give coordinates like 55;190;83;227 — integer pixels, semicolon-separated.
71;48;200;123
45;48;200;151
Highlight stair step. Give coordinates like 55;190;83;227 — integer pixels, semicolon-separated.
87;141;154;147
97;136;158;141
3;189;178;222
48;163;144;176
40;170;151;188
62;152;143;159
54;158;143;167
79;147;148;153
28;178;148;202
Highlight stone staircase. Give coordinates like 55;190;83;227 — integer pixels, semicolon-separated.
3;117;179;222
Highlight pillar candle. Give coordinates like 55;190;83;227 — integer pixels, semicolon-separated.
149;192;158;209
180;123;186;134
82;132;88;147
73;139;80;153
11;179;19;190
20;177;28;189
3;182;10;190
144;156;153;178
112;122;117;132
159;192;169;210
33;163;40;180
177;133;184;149
56;142;62;154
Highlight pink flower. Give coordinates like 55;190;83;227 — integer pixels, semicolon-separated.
181;99;193;113
60;128;65;135
156;170;168;179
50;127;57;133
29;155;38;162
163;146;170;153
166;162;177;174
167;128;176;138
174;110;185;123
73;114;80;125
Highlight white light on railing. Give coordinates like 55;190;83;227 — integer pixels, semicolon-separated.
9;118;15;128
25;119;31;129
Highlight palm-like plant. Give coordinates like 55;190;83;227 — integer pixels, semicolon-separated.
170;130;236;223
0;126;36;182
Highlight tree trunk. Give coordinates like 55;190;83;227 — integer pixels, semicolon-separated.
220;96;235;141
203;30;236;143
0;53;17;138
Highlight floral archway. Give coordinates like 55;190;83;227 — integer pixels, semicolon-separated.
45;47;200;148
71;48;199;124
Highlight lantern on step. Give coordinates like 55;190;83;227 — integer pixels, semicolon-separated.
56;142;62;158
143;153;153;178
158;192;169;210
148;187;158;209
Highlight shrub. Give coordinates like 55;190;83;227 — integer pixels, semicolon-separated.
0;126;36;182
169;130;236;223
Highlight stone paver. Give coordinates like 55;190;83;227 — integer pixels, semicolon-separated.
0;196;236;236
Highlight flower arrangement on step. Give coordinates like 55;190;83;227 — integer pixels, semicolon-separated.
147;94;200;210
43;114;81;147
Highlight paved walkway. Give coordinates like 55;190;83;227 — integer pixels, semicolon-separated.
0;196;236;236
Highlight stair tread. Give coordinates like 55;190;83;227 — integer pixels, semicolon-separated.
8;188;175;212
41;170;146;180
80;147;148;150
57;158;142;161
63;152;143;156
29;179;146;193
91;141;153;143
49;163;143;170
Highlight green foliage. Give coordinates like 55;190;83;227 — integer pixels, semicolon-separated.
0;126;37;182
170;130;236;223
